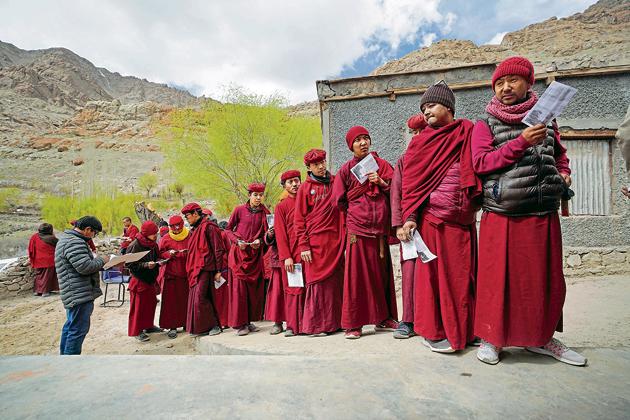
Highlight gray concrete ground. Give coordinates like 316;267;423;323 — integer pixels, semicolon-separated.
1;274;629;419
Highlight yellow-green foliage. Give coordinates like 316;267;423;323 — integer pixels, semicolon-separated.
0;188;20;212
159;90;321;215
41;191;142;235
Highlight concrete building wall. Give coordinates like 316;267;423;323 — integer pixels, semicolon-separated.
318;65;630;248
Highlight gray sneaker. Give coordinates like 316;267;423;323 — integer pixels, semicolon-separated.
393;322;416;339
167;329;177;339
247;323;260;332
208;326;222;336
135;332;150;342
237;326;250;336
526;337;587;366
422;338;455;353
477;340;501;365
270;323;283;335
284;329;296;337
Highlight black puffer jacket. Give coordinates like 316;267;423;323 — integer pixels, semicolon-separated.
481;115;565;216
125;239;159;284
55;230;104;309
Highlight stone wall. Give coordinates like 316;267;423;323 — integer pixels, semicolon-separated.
563;246;629;277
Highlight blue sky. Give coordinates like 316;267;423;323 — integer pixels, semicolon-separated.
0;0;598;103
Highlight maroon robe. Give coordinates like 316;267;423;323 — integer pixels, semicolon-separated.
157;232;190;330
185;217;226;334
333;152;398;329
126;236;160;336
211;231;231;328
28;234;59;294
402;120;479;349
275;195;305;333
121;224;139;251
390;156;415;323
471;120;569;347
263;236;285;324
294;173;345;334
226;203;269;328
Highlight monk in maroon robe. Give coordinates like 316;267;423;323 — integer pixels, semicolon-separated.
120;216;139;255
182;202;226;337
157;215;190;338
28;223;59;296
126;221;162;342
263;223;285;335
401;82;481;353
226;183;269;336
294;149;345;336
333;126;398;339
271;169;304;336
472;56;586;366
214;226;231;328
390;114;428;339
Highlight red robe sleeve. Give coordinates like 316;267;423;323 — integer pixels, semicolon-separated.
27;235;37;264
275;201;291;261
390;157;404;228
225;207;241;244
294;185;310;253
208;224;227;272
552;125;571;175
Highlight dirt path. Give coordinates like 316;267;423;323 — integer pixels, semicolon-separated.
0;275;628;356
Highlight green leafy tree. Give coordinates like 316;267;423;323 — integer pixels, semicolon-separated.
160;88;321;215
138;173;158;198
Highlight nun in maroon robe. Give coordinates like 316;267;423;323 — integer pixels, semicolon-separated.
332;126;398;339
401;83;481;353
225;183;269;335
212;227;231;328
126;221;161;341
471;57;585;366
294;149;346;336
28;223;59;296
275;169;305;336
157;215;190;338
183;203;226;336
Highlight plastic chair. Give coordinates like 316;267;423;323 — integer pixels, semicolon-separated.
100;267;131;307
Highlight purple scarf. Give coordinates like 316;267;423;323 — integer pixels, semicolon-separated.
486;90;538;124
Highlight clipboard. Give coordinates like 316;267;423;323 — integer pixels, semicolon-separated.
103;251;150;270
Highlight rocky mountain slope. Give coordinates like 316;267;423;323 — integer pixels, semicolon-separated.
372;0;629;75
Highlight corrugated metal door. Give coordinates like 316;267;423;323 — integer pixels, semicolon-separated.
564;139;611;215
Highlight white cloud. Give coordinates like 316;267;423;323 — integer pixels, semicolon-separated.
0;0;450;103
486;31;507;45
422;33;437;47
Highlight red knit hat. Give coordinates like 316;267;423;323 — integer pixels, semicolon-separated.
492;56;535;88
407;114;428;131
181;202;201;214
247;183;266;193
280;169;301;184
345;126;370;151
304;149;326;165
168;215;184;227
141;220;158;236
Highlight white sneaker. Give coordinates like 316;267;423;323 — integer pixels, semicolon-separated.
477;340;501;365
526;337;587;366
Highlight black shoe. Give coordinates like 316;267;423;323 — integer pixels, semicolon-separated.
135;332;150;342
167;329;177;339
144;326;163;333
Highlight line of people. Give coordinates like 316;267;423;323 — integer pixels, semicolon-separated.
54;56;586;366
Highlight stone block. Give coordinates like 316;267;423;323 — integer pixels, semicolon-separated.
581;252;602;267
602;252;627;266
7;283;19;291
566;254;582;267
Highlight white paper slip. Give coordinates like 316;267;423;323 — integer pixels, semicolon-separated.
266;214;275;228
350;153;379;184
214;276;227;289
401;239;419;261
522;81;577;127
413;230;437;263
287;263;304;287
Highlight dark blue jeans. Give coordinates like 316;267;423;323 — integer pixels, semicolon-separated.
60;301;94;355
